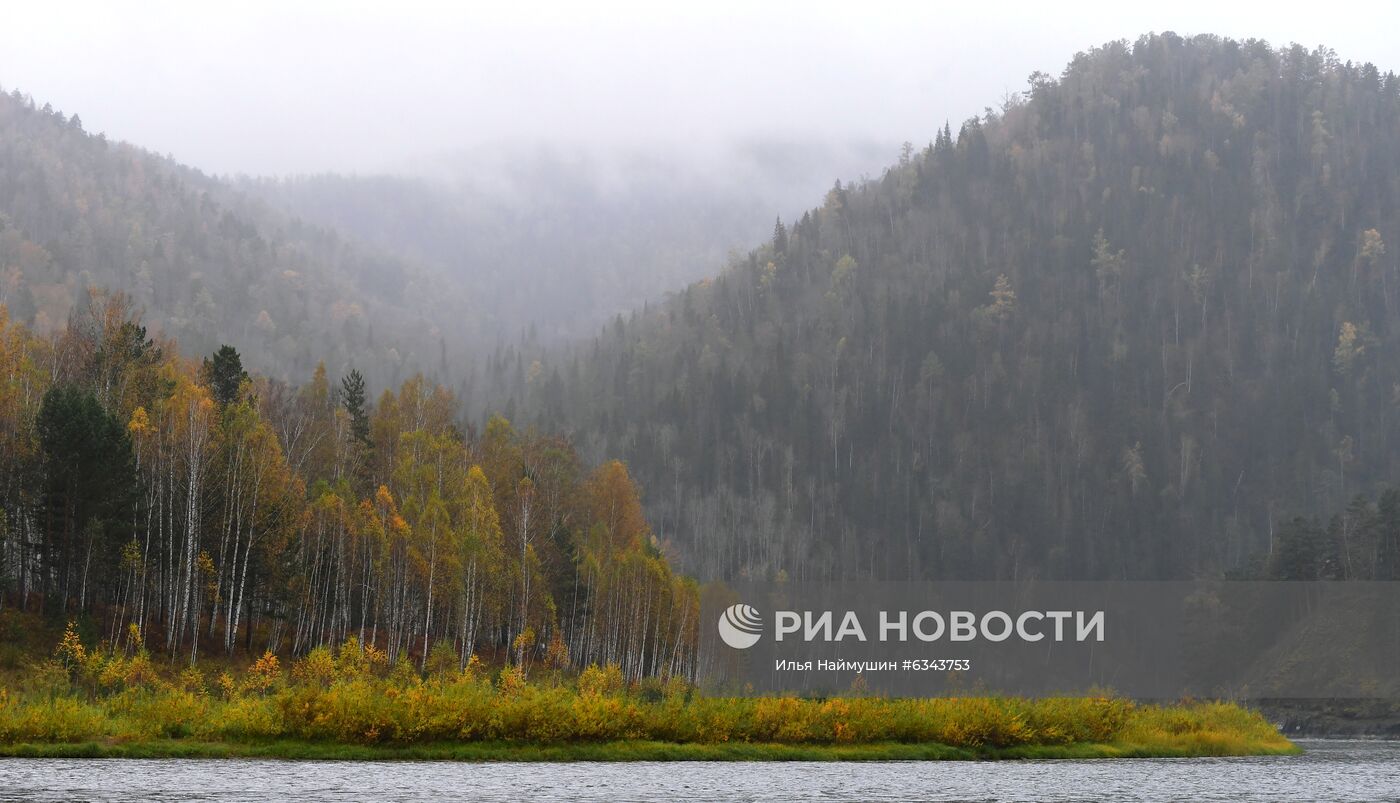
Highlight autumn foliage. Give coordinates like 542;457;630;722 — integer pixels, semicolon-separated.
0;292;697;682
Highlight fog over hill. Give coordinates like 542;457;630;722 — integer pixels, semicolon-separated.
243;139;896;342
0;87;478;387
491;34;1400;583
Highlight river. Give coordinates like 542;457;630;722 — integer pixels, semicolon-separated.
0;739;1394;801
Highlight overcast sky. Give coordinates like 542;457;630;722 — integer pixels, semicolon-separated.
2;1;1398;177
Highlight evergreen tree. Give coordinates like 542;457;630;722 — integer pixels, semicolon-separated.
35;385;136;609
341;369;371;446
203;345;247;407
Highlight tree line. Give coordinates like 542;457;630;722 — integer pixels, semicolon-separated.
1256;489;1400;580
0;291;697;679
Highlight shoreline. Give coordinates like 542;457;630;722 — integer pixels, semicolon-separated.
0;737;1301;762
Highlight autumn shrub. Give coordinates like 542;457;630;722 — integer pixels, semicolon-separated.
409;677;495;741
462;653;485;682
1022;696;1134;744
291;646;336;688
120;652;160;691
663;676;690;701
0;624;1289;754
424;641;459;678
633;677;666;703
1118;699;1286;754
242;651;282;696
939;698;1033;747
750;696;815;742
53;621;86;679
570;691;644;741
488;684;578;743
177;666;206;695
576;663;623;697
496;664;527;696
388;656;420;688
215;671;237;700
649;696;744;743
333;637;369;679
111;688;210;740
202;694;283;741
0;696;107;743
276;679;395;743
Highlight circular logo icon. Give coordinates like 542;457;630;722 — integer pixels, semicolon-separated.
717;603;763;649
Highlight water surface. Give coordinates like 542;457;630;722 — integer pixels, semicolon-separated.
0;739;1394;802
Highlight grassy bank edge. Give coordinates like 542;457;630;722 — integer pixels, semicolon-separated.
0;736;1301;762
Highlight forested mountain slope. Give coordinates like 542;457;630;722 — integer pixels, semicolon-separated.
243;141;892;343
0;88;475;385
498;34;1400;582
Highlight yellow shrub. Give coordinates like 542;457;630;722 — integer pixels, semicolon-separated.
0;697;106;743
577;663;624;697
121;689;209;739
216;671;237;700
243;650;282;695
123;652;158;690
178;667;207;696
202;695;283;741
54;621;86;674
424;642;459;678
497;665;527;696
463;653;484;682
292;647;336;688
572;693;643;741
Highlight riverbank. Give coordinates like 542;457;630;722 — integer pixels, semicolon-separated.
0;687;1297;761
1253;700;1400;738
0;733;1299;762
0;632;1296;761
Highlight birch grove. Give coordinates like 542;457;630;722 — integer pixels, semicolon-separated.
0;293;697;680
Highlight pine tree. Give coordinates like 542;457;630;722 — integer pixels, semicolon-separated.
341;369;371;446
203;345;247;407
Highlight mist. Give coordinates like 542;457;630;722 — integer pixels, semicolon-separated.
5;1;1400;179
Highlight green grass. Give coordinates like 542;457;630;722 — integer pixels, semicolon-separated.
0;736;1299;762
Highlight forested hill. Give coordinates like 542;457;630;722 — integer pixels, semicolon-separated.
240;140;892;344
242;169;760;346
495;34;1400;582
0;88;476;385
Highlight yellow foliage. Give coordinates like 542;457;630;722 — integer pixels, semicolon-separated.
577;663;624;697
292;647;336;688
54;621;86;673
463;653;484;682
125;623;144;653
496;665;527;696
178;667;206;695
243;651;281;695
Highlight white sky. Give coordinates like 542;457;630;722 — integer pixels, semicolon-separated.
2;0;1397;176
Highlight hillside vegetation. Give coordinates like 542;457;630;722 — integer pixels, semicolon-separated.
493;34;1400;582
0;88;475;385
0;297;695;679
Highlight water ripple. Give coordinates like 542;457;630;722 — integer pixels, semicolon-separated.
0;740;1395;802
